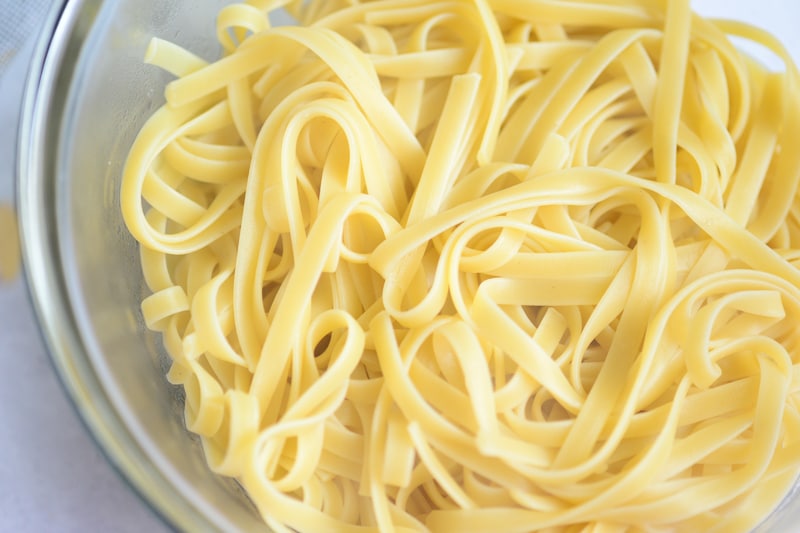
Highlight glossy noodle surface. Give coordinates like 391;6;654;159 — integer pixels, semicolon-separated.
122;1;800;531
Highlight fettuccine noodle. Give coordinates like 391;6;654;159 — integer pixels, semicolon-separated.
121;0;800;531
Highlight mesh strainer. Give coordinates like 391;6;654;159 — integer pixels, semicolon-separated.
1;0;51;281
0;0;51;76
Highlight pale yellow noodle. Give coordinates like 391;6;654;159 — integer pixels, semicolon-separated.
121;0;800;531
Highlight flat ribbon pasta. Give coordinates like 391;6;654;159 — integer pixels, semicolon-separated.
121;1;800;531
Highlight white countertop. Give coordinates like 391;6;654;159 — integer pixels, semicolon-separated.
0;280;170;533
0;12;170;533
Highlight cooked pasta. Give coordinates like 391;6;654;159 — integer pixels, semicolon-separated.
121;0;800;531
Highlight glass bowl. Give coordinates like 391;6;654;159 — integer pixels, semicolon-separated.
15;0;800;531
17;0;265;530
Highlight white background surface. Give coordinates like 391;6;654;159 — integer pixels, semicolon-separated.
1;1;799;532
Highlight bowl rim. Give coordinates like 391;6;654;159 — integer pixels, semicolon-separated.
15;1;220;531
